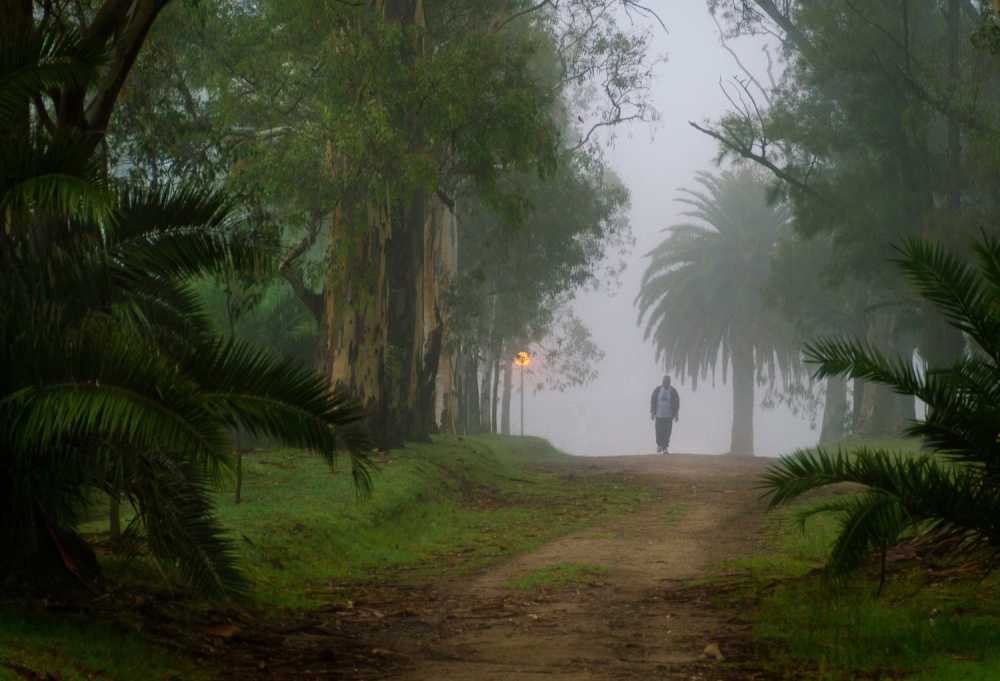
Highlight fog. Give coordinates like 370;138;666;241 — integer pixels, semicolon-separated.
519;4;819;458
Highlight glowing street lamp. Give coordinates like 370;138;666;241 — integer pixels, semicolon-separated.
514;351;530;436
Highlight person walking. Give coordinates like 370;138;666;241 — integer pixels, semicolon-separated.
649;375;680;453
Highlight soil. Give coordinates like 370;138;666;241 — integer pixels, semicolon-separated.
189;452;780;680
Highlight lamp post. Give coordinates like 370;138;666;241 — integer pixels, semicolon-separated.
514;351;530;436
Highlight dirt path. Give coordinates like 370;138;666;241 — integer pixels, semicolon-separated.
370;453;775;680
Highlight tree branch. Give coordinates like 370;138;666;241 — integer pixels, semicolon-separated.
84;0;173;137
688;120;813;195
279;213;325;322
751;0;811;52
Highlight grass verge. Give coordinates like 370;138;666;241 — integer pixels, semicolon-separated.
213;434;650;610
716;436;1000;680
3;435;651;679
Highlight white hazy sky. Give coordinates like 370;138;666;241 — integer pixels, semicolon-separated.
519;3;820;458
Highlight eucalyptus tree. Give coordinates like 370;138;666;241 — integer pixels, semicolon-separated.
635;168;799;456
1;27;371;599
109;0;658;446
761;232;867;443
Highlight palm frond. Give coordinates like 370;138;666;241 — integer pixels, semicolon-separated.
0;137;114;228
181;339;375;495
130;449;248;600
894;238;1000;364
0;28;104;125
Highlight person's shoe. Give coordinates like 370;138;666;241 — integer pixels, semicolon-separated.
662;447;669;454
656;447;662;453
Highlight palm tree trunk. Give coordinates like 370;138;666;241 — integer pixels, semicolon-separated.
730;339;755;456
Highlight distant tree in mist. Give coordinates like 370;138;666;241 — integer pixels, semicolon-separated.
701;0;1000;438
635;168;799;456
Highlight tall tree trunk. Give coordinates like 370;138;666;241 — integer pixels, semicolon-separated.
317;200;393;445
856;383;899;437
852;377;866;435
417;196;455;435
436;199;458;434
491;349;501;434
944;0;962;215
730;339;755;456
465;351;482;434
501;354;513;435
386;196;426;442
855;312;909;437
891;335;919;433
480;346;493;433
819;376;847;445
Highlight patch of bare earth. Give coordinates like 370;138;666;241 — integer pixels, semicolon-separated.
189;453;778;680
367;453;776;680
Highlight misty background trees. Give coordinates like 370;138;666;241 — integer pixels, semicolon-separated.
649;0;1000;450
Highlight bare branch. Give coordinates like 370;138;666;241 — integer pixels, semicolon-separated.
688;120;813;195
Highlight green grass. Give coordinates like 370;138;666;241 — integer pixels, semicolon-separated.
505;563;611;591
86;435;647;611
661;502;685;523
4;435;652;679
718;437;1000;680
0;611;207;681
211;435;649;610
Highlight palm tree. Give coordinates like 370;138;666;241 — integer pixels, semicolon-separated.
1;28;372;599
635;168;798;456
761;235;1000;584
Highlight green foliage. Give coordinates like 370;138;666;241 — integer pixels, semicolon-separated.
761;234;1000;584
706;1;1000;405
449;157;632;391
0;30;372;600
505;563;610;591
756;573;1000;680
111;0;649;406
196;278;318;367
720;469;1000;680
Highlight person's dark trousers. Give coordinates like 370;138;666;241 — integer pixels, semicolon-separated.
655;417;674;451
